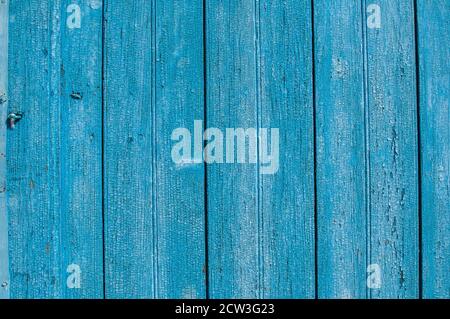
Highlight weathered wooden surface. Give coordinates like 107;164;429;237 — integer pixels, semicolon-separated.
417;0;450;299
0;0;9;300
258;0;315;298
365;0;419;299
103;0;206;298
0;0;448;299
6;0;103;298
315;0;420;299
315;0;367;298
206;0;315;298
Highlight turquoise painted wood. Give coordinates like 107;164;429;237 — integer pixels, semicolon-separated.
206;0;315;298
59;0;104;298
103;0;155;298
258;0;315;298
0;0;9;300
315;0;420;299
6;0;103;298
314;0;367;298
365;0;419;298
417;0;450;299
205;0;260;298
0;0;448;299
154;0;206;298
103;0;206;298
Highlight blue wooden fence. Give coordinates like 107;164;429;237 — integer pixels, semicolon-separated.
0;0;448;299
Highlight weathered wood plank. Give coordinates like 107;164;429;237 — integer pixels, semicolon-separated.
315;0;420;299
258;0;315;298
104;0;206;298
314;0;367;298
155;0;206;299
365;0;419;298
207;0;315;298
59;0;104;298
0;0;9;299
103;0;155;298
417;0;450;299
7;0;103;298
206;0;260;298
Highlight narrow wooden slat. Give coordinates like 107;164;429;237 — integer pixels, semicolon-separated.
0;0;9;299
365;0;419;298
104;0;206;298
417;0;450;299
206;0;260;298
258;0;315;298
314;0;367;298
207;0;315;298
59;0;104;298
155;0;206;298
103;0;155;298
7;0;103;298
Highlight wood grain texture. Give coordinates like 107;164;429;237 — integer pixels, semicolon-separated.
59;0;104;298
155;0;206;299
206;0;315;298
365;0;419;298
315;0;420;299
0;0;9;300
1;0;448;299
7;0;103;298
314;0;367;298
417;0;450;299
103;0;206;298
103;0;155;298
258;0;315;298
206;0;260;298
